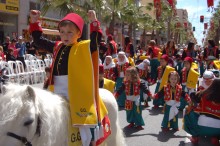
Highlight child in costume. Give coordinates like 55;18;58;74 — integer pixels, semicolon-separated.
147;40;161;83
153;54;175;108
29;10;109;146
184;79;220;145
113;51;131;107
99;64;115;93
197;71;215;91
179;57;199;110
114;67;152;130
136;59;152;107
103;55;115;80
154;71;191;131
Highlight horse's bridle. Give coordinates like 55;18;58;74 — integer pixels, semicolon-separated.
6;116;41;146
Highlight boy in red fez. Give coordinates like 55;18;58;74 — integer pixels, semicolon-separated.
153;54;175;108
29;10;109;146
179;57;196;110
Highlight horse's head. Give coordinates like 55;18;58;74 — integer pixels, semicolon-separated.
0;84;41;146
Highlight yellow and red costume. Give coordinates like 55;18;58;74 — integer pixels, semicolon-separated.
30;13;110;146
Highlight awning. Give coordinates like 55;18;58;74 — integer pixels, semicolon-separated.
42;28;59;35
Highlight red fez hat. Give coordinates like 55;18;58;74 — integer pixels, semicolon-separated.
160;54;169;62
59;13;84;34
108;34;113;41
99;65;104;74
184;57;193;64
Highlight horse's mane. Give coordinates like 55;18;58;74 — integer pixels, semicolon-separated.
1;84;70;146
33;87;69;145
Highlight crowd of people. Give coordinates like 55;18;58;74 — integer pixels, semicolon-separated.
0;8;220;146
98;31;220;145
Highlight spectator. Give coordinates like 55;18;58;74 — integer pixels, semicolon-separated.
16;36;26;69
8;39;19;58
0;46;6;61
2;36;10;53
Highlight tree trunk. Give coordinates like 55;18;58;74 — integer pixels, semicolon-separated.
109;12;115;35
151;29;155;40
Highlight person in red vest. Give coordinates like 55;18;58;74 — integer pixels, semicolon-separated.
107;34;118;58
184;79;220;145
181;42;196;60
147;40;161;82
204;39;219;60
29;9;110;146
162;40;177;57
124;36;134;58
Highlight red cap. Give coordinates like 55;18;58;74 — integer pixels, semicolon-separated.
160;54;169;62
108;34;113;41
99;64;104;74
59;13;84;35
184;57;193;64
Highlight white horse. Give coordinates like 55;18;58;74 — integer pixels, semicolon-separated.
0;84;125;146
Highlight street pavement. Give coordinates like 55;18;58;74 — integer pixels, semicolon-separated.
32;83;212;146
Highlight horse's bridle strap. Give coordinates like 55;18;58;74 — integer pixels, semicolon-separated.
7;132;32;146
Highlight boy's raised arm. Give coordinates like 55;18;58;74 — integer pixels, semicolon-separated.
88;10;102;54
29;10;55;53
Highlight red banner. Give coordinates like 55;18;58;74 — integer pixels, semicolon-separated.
184;22;188;28
154;0;161;18
167;0;174;8
207;0;214;7
204;23;208;29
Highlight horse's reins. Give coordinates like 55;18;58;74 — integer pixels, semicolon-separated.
7;132;32;146
6;116;41;146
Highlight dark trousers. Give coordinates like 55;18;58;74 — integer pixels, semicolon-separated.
17;57;26;70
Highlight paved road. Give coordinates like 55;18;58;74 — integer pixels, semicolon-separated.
32;83;212;146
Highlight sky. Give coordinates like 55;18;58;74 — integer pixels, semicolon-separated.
176;0;220;45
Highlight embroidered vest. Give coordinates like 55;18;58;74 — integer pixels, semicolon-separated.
116;62;130;75
195;97;220;118
124;80;141;96
181;67;188;83
125;43;132;54
164;84;182;101
104;68;114;79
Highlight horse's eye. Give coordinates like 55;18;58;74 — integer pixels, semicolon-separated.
24;119;34;126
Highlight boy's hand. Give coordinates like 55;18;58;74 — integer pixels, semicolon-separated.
30;10;41;23
88;10;97;22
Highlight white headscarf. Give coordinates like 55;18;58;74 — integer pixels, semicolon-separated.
103;56;115;69
117;51;129;65
137;59;150;70
201;71;215;89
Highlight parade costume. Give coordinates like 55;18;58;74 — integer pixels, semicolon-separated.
125;41;134;58
107;35;118;58
136;59;152;107
147;44;161;82
30;12;110;146
99;41;107;63
115;80;152;129
183;94;220;145
162;47;177;58
113;52;131;107
197;71;215;91
153;55;175;107
179;57;199;110
154;84;190;130
103;56;115;80
99;64;115;93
